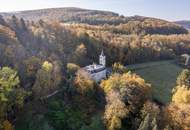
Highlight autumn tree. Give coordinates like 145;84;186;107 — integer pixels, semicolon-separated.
101;70;151;130
101;72;151;112
104;90;128;130
23;56;42;78
50;60;62;91
138;101;160;130
2;120;13;130
23;56;42;86
0;67;27;128
172;86;190;104
138;114;150;130
165;76;190;130
33;61;53;97
165;103;190;130
71;43;87;66
176;69;190;87
112;62;128;74
163;126;172;130
67;63;80;78
74;69;95;97
32;61;61;99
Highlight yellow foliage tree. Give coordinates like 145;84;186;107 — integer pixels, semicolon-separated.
102;71;151;130
2;120;13;130
42;61;53;72
112;62;128;74
0;67;26;127
67;63;80;77
166;84;190;129
74;69;95;97
101;72;151;97
172;86;190;104
104;90;128;130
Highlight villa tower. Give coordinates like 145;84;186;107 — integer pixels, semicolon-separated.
99;50;106;67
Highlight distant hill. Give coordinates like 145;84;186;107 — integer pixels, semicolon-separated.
0;7;156;25
175;21;190;29
0;7;126;24
0;7;188;34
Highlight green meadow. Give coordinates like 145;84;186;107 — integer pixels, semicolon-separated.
128;60;183;104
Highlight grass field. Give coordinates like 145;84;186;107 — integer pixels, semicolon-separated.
127;60;183;104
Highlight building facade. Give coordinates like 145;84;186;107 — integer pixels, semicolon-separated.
83;50;106;82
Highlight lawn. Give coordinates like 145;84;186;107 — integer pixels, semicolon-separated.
127;60;183;104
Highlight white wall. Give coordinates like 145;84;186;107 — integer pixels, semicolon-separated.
90;69;106;82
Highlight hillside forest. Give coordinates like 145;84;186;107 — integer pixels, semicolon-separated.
0;8;190;130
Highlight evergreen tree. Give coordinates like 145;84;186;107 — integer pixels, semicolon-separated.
0;15;6;26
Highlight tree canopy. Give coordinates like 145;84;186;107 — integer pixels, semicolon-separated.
0;67;27;128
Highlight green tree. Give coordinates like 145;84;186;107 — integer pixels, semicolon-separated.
80;115;105;130
0;67;27;128
0;67;20;102
47;106;85;130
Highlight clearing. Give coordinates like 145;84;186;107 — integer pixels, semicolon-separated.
127;60;183;104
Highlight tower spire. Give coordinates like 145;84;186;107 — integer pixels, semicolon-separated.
99;49;106;67
101;49;104;56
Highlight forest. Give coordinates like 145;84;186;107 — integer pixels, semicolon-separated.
0;7;190;130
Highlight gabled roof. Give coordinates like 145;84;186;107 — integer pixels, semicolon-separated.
83;64;106;74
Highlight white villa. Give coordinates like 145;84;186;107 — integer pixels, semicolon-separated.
83;50;107;82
